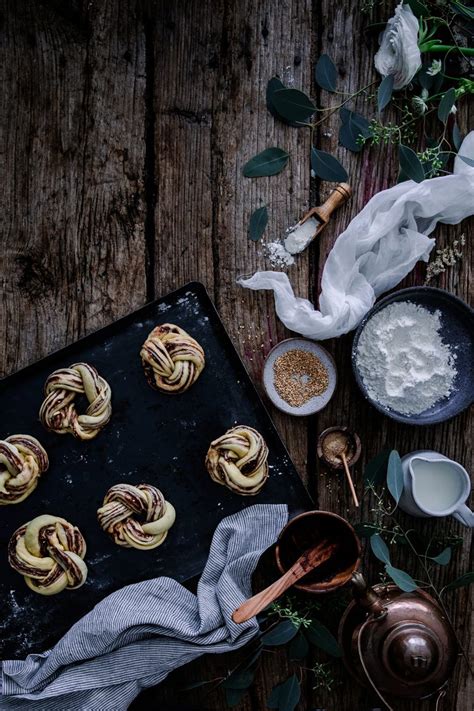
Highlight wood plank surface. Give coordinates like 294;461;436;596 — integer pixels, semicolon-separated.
0;0;147;377
1;1;472;710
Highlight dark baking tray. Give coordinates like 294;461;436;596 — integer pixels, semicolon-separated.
0;282;311;658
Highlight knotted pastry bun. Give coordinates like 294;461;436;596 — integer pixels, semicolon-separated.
8;515;88;595
140;324;205;393
205;425;269;495
39;362;112;440
0;435;49;505
97;483;176;550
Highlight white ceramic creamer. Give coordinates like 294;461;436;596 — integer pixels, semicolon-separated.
399;451;474;527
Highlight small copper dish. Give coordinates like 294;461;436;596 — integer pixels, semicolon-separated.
275;510;361;594
317;426;361;471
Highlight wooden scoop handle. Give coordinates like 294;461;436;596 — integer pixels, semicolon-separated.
315;183;352;224
232;542;336;624
341;451;359;507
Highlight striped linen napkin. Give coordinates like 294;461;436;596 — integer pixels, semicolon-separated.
1;504;288;710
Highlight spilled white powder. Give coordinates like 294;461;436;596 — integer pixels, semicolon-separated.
355;301;457;415
263;240;295;267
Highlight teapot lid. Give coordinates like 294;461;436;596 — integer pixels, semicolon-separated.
383;623;440;681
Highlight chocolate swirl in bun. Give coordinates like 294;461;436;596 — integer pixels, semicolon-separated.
8;515;88;595
205;425;269;496
97;483;176;550
140;324;205;394
0;435;49;505
39;362;112;440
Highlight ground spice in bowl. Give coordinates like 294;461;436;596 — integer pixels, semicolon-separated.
273;349;329;407
317;426;361;470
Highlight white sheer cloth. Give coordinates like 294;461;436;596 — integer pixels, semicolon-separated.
238;132;474;340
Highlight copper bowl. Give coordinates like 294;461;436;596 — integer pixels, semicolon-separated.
275;511;361;594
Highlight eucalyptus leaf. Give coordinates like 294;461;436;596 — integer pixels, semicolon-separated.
270;674;301;711
248;205;268;242
222;669;254;689
225;687;247;707
385;564;418;592
311;147;348;182
305;620;342;657
364;449;391;486
397;167;410;184
370;533;391;565
242;642;263;670
399;145;425;183
272;88;316;123
266;683;281;709
353;522;381;539
377;75;394;113
267;77;301;126
261;619;299;646
438;87;456;124
315;54;337;92
458;154;474;168
289;630;309;660
339;110;371;153
182;679;215;690
243;147;289;178
266;77;286;117
387;450;404;503
452;122;463;151
429;547;452;566
406;0;430;16
442;571;474;593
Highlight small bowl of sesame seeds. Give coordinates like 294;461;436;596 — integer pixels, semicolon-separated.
262;338;337;416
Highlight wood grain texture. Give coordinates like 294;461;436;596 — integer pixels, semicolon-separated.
0;0;147;378
1;0;472;709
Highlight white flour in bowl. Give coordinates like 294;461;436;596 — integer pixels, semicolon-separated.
355;301;457;415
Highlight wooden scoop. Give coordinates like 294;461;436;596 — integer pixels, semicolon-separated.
232;540;336;624
340;450;359;508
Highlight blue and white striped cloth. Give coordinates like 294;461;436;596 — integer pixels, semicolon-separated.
1;504;287;710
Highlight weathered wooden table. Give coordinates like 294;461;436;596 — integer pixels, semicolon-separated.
1;1;472;709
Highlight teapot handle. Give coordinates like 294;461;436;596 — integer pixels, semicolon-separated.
356;614;394;711
433;686;447;711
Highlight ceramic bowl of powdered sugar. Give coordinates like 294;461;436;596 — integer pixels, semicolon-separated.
352;287;474;425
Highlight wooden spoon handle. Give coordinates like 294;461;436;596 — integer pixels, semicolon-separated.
232;544;335;624
341;451;359;507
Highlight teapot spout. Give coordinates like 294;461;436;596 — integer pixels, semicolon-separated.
351;572;387;617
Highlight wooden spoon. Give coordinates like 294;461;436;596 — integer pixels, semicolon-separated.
232;540;336;624
340;450;359;507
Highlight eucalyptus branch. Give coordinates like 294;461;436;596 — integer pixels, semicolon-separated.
311;81;378;128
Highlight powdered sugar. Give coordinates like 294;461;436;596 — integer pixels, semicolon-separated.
355;301;457;415
263;240;295;267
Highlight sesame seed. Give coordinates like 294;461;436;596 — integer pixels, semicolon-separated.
273;348;329;408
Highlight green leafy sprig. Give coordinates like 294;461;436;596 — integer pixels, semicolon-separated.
243;4;473;240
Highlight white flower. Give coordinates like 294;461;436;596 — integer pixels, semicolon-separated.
412;95;428;114
374;3;422;90
450;104;457;115
426;59;442;76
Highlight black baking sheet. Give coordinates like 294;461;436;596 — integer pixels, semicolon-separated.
0;282;311;658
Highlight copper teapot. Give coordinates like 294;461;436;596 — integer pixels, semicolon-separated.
339;573;458;709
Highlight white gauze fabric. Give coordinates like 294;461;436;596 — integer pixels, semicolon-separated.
238;132;474;341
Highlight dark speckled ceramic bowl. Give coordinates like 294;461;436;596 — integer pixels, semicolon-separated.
352;287;474;425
